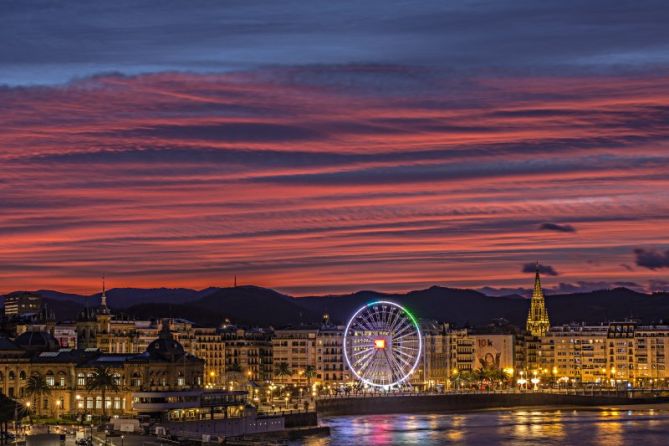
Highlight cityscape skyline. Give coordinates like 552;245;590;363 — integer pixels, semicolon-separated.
3;2;669;443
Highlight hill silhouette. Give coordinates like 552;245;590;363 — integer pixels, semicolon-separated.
4;285;669;328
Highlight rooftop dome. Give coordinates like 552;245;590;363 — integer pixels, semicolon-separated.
15;331;60;353
145;322;186;362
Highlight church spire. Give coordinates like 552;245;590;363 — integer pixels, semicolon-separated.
101;274;107;307
532;261;543;299
526;262;550;336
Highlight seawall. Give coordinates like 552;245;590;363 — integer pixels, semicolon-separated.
316;392;669;416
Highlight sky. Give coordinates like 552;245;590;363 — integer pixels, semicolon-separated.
1;0;669;295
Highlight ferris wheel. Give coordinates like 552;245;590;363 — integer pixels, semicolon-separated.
343;301;422;388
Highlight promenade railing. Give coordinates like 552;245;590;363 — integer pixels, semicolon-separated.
315;387;668;400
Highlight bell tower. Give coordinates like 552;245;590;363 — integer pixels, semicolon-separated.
526;263;550;336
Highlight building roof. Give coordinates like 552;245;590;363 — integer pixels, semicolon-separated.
15;330;60;353
0;336;21;351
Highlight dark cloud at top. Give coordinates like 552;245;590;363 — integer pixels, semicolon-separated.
522;263;559;276
2;0;669;85
539;222;576;233
635;248;669;270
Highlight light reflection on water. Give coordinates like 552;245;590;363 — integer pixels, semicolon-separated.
291;409;669;446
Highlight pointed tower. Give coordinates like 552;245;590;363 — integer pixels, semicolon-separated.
101;275;107;307
526;263;550;336
98;274;110;315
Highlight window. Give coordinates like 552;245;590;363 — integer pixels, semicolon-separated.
131;372;141;387
78;373;86;386
95;396;102;409
113;397;121;410
46;372;55;387
86;397;93;409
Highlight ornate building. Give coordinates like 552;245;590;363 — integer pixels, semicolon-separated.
76;281;146;353
526;264;551;337
0;323;204;418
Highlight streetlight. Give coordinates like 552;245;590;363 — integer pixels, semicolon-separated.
531;376;540;391
121;434;125;446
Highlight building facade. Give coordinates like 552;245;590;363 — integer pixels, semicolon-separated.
3;292;42;317
0;325;204;418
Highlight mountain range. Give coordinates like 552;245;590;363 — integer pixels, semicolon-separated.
3;285;669;328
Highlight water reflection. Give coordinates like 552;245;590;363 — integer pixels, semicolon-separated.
292;408;669;446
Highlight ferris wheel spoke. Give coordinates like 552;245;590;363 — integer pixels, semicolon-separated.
351;346;376;361
351;348;375;362
387;310;404;334
352;351;377;375
394;345;420;358
382;349;401;381
383;307;395;328
393;333;419;344
365;355;382;383
354;356;376;380
384;349;406;381
358;314;378;332
351;335;380;344
392;322;415;339
371;306;384;330
391;354;410;381
392;347;418;365
392;344;415;361
394;343;419;356
391;351;415;372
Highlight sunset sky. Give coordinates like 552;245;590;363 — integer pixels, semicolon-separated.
2;0;669;295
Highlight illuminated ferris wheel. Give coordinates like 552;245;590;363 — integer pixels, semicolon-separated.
343;301;422;388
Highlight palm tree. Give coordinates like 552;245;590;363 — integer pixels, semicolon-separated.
304;365;316;389
24;373;50;417
86;367;119;420
275;362;292;383
0;395;27;445
458;370;474;389
489;368;507;389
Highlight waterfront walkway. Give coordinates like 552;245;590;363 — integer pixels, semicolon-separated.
316;389;669;416
317;387;669;399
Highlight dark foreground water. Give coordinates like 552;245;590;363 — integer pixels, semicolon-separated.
290;408;669;446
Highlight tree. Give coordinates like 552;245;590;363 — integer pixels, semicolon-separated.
489;368;507;388
458;370;475;389
275;362;292;382
304;365;316;389
0;395;27;445
86;367;119;420
24;373;50;417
